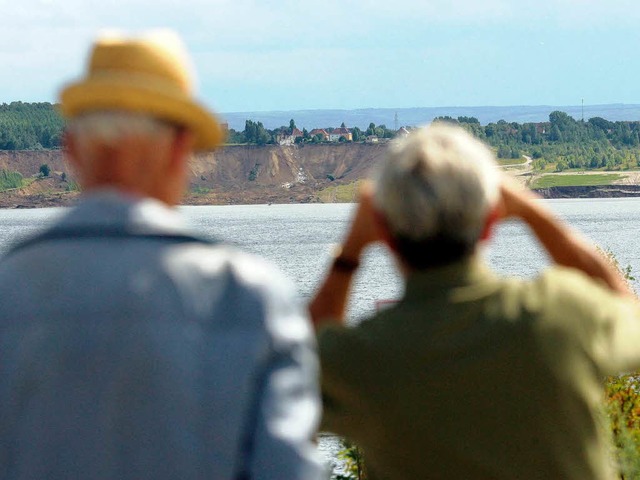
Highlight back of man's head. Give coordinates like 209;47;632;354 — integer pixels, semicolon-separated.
58;30;224;203
59;29;222;151
373;123;499;269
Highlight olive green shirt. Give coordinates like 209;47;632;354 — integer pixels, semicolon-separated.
319;256;640;479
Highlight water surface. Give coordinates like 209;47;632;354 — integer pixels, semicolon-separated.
2;198;640;473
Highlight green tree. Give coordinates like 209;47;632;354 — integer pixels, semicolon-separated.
39;163;50;177
244;120;270;145
497;145;510;159
549;125;563;142
366;123;376;136
457;116;480;124
352;127;363;142
433;116;458;124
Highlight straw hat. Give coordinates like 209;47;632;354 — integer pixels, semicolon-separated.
59;30;223;151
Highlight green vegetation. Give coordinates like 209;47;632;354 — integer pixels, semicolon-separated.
191;186;212;195
606;373;640;477
599;247;640;478
0;169;25;191
2;102;640;176
196;110;640;173
65;180;81;192
496;156;527;166
531;173;624;189
443;112;640;172
0;102;64;149
39;163;50;177
335;439;366;479
226;119;396;146
248;163;261;181
241;120;271;146
318;181;361;203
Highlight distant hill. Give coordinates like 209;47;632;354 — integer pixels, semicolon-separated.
221;104;640;131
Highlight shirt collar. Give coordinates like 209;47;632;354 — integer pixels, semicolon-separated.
404;254;499;300
52;188;189;236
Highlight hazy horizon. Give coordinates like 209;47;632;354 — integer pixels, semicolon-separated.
3;0;640;114
218;103;640;131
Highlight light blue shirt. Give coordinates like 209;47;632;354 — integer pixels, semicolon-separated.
0;191;325;479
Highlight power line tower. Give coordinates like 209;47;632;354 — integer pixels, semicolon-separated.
394;112;398;131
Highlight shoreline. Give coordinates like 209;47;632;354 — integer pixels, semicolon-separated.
532;184;640;199
3;184;640;209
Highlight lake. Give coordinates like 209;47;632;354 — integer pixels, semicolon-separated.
1;198;640;474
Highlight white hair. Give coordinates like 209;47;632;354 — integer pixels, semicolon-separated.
373;123;500;254
67;111;176;151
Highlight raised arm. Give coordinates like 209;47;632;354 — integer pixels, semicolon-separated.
309;184;383;327
498;177;632;296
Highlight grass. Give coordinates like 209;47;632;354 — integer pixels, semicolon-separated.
317;180;362;203
65;180;81;192
191;186;213;195
531;173;624;189
0;169;25;192
497;157;527;166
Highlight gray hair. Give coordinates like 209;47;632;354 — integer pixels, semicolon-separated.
67;111;176;151
373;123;499;262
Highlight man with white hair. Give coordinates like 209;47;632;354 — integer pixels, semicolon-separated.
0;31;323;479
310;123;640;479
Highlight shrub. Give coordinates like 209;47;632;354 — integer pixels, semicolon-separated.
599;246;640;478
0;169;24;191
335;438;366;480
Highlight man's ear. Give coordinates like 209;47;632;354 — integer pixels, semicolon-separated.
479;205;500;242
63;130;80;168
169;128;195;170
63;130;88;185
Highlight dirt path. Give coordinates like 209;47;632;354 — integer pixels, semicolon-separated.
502;155;640;187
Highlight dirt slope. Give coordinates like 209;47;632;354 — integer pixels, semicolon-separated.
0;143;387;207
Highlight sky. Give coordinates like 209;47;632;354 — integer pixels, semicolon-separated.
2;0;640;115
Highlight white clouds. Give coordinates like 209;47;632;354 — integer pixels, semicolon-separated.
1;0;640;107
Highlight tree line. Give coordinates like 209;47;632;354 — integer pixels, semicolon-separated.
227;119;397;145
438;112;640;171
2;103;640;172
0;102;64;150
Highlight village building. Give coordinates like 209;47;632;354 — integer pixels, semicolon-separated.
396;126;411;138
309;128;329;141
277;127;304;145
329;126;353;142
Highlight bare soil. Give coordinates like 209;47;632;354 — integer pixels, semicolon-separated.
2;146;640;208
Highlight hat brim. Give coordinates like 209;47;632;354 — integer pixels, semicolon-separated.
60;80;224;151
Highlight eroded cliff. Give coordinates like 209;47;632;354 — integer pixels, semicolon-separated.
0;143;387;207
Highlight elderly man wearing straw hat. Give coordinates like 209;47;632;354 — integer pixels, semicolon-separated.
0;31;324;479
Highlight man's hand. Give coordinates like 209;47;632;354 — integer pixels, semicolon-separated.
496;174;633;297
496;175;541;221
309;182;384;327
340;182;383;260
